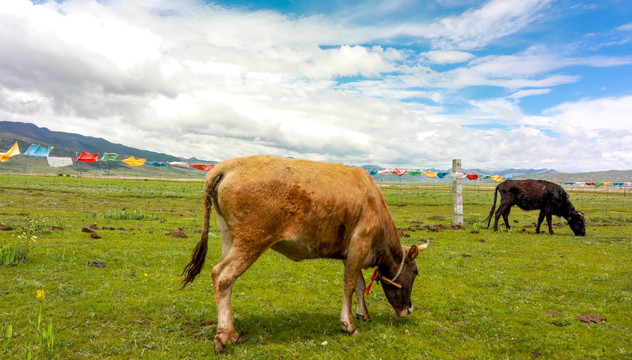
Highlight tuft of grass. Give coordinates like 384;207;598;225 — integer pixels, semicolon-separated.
0;235;34;266
93;209;157;221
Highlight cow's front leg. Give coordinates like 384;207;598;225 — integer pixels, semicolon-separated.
354;272;370;321
536;210;545;233
546;213;555;234
340;261;361;335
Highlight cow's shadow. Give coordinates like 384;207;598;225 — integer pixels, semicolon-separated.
220;309;400;349
235;310;340;343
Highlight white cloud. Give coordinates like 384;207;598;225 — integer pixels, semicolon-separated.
420;50;474;64
617;23;632;31
542;95;632;133
508;89;551;99
428;0;552;50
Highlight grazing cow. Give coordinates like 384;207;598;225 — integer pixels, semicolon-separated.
181;155;428;353
484;179;585;236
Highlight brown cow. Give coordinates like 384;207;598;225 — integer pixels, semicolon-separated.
182;155;428;353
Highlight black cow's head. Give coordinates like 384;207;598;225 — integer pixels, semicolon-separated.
382;243;428;318
568;211;586;236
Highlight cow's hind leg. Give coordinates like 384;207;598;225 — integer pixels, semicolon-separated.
546;213;555;234
492;210;502;232
211;244;267;354
354;273;370;321
501;206;512;230
494;202;511;231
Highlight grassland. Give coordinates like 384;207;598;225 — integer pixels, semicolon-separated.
0;175;631;359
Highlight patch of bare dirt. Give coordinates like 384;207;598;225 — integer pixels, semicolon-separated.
169;228;188;238
576;314;606;324
85;260;106;267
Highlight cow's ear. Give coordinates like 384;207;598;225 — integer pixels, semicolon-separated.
407;245;420;261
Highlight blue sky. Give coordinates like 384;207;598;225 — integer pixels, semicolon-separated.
0;0;631;171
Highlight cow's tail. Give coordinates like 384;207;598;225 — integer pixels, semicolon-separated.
181;173;224;288
483;185;500;229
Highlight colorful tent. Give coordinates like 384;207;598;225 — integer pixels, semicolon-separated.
73;152;99;163
23;144;51;158
122;156;146;167
0;141;21;162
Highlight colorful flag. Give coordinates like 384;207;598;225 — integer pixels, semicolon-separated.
73;152;99;162
466;173;479;180
168;161;190;168
437;172;449;178
392;168;407;176
491;175;505;182
47;156;73;168
23;144;51;158
99;153;119;162
367;169;378;175
122;156;146;167
146;161;168;167
422;171;437;178
407;170;422;177
0;141;21;162
190;163;213;171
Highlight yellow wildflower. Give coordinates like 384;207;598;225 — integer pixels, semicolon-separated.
36;289;45;302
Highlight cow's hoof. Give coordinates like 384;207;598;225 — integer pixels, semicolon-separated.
356;313;371;321
341;321;359;336
214;338;225;355
214;329;240;354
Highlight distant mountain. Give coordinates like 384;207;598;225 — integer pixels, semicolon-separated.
2;121;630;182
0;121;205;163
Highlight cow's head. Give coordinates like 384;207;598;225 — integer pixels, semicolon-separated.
568;211;586;236
381;243;428;318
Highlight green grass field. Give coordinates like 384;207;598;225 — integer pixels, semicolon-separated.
1;175;631;359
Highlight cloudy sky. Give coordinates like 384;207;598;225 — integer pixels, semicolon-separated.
1;0;631;171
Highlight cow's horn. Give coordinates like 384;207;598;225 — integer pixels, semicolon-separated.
417;241;429;251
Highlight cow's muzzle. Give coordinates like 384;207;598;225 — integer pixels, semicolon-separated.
396;305;414;318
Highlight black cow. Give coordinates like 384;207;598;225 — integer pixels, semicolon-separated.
484;179;585;236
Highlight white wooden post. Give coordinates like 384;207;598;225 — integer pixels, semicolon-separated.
452;159;463;227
